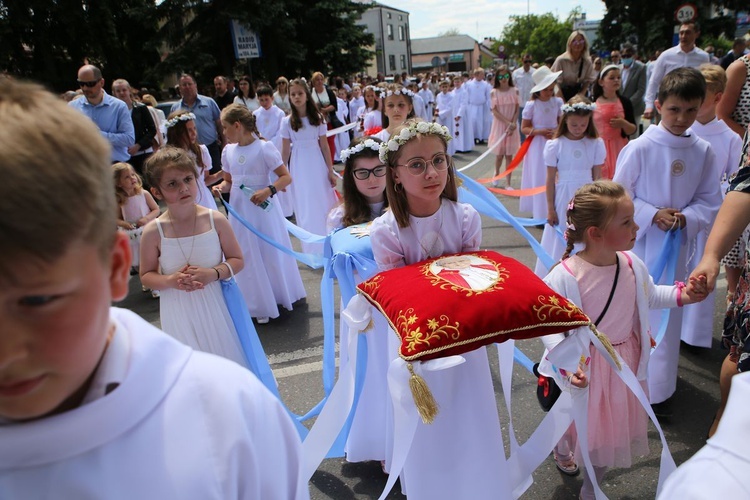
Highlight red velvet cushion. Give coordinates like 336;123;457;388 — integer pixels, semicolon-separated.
357;250;591;361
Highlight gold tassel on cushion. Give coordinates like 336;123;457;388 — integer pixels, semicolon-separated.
589;324;621;370
407;363;439;424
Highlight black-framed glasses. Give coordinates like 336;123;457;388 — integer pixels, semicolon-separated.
78;79;100;88
352;165;387;180
398;153;449;176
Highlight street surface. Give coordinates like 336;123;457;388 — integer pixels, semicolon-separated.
119;144;726;499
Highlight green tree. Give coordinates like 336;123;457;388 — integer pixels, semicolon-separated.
438;28;461;37
494;13;571;62
0;0;160;91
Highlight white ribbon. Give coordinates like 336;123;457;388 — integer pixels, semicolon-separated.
326;121;357;137
456;129;508;172
300;295;371;480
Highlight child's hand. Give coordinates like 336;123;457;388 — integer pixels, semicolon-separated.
136;217;149;228
183;265;217;287
569;367;588;388
543;128;554;139
171;267;204;292
211;184;226;197
653;208;685;231
250;188;270;206
547;210;558;226
684;275;709;304
328;171;338;188
609;116;627;128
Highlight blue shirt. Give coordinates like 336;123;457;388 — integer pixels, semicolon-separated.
171;95;221;146
69;91;135;163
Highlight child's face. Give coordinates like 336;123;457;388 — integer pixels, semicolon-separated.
538;84;555;101
0;235;131;421
259;94;273;109
351;156;386;204
222;120;241;144
599;69;621;93
655;95;701;136
453;79;462;89
565;114;590;139
352;87;362;98
384;95;412;125
185;120;198;145
118;167;139;193
599;197;639;252
497;73;511;87
364;89;375;106
440;83;449;94
337;88;347;100
392;135;449;215
289;84;307;110
153;167;198;206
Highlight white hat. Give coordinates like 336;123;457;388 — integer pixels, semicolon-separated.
530;66;563;94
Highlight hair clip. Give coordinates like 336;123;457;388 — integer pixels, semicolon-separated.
567;200;575;211
566;222;576;231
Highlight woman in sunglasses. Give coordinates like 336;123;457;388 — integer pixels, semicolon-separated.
273;76;292;115
488;65;521;188
551;30;597;102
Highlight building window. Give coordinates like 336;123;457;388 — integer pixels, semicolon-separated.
387;24;393;40
398;25;404;41
389;54;396;71
386;12;391;19
400;54;406;70
399;15;403;21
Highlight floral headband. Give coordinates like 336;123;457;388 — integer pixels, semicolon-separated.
379;121;452;163
561;102;596;114
340;139;381;162
364;85;382;95
165;112;196;129
384;88;415;98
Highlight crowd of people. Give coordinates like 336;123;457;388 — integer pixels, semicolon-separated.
2;18;750;499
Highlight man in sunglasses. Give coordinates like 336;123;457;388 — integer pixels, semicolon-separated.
512;55;536;141
69;65;134;163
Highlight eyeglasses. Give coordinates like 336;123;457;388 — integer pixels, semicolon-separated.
352;165;387;180
523;60;533;64
78;79;100;88
572;39;586;46
398;153;449;176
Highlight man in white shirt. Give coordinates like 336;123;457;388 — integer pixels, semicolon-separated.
643;21;709;120
512;54;536;141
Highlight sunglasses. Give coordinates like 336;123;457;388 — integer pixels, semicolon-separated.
498;74;510;80
78;79;100;88
277;81;286;85
352;165;387;180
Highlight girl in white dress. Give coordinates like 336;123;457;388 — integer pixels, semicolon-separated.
370;119;509;498
165;111;221;211
534;97;605;277
139;147;249;368
326;137;390;464
113;162;159;273
280;78;338;254
213;104;306;324
371;85;415;143
520;70;564;219
359;85;383;135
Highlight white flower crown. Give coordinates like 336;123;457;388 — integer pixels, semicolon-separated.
561;102;596;114
384;88;415;98
364;85;383;95
165;112;196;129
340;139;381;162
378;121;452;163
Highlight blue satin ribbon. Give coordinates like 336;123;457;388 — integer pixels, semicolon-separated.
647;228;683;348
456;171;555;270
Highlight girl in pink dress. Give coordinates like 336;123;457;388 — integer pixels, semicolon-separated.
592;65;636;179
488;65;521;188
540;181;708;499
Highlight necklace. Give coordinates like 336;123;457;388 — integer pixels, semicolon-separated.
413;203;444;259
168;206;198;265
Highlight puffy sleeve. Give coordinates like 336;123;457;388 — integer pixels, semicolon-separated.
461;203;482;252
554;97;564;117
370;216;406;270
326;205;345;234
221;144;232;174
279;117;291;140
593;138;606;165
522;100;535;120
261;141;284;173
543;138;559;168
317;121;327;137
199;144;212;174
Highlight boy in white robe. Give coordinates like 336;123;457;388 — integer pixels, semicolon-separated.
418;81;435;120
613;67;723;413
683;64;744;347
0;78;309;500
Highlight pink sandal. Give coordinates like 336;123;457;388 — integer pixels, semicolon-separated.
553;451;579;476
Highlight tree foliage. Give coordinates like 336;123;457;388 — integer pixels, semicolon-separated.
494;13;572;62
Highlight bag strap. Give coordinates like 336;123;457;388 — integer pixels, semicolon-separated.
577;58;584;80
594;254;619;326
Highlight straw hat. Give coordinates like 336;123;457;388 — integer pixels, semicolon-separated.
530;66;563;94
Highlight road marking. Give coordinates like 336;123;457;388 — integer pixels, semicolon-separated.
269;344;339;378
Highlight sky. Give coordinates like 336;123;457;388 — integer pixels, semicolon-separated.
389;0;607;40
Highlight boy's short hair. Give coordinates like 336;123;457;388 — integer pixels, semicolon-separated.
657;67;706;105
699;63;727;94
0;78;115;270
255;85;273;98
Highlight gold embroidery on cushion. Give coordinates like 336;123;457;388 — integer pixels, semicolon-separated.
533;295;584;320
360;274;384;293
397;308;461;354
422;253;507;296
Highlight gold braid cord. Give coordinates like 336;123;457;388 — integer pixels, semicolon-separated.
589;324;622;370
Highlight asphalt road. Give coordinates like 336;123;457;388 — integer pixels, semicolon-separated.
118;144;727;499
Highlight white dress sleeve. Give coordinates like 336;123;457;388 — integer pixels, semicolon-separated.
460;203;482;252
370;215;407;270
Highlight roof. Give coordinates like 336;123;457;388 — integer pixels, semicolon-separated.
411;35;477;55
352;0;410;15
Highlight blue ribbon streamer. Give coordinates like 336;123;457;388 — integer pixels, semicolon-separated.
647;228;683;348
456;171;555;270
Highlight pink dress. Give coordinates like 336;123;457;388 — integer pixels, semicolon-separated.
593;100;629;179
488;88;521;155
567;253;649;467
120;192;150;267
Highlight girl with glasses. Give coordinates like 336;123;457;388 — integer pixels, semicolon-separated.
489;65;521;188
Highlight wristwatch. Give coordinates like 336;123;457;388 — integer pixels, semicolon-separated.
267;185;277;197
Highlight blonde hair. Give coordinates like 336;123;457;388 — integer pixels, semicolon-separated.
561;181;628;260
565;30;591;61
113;162;143;206
384;119;458;228
220;104;262;138
699;63;727;94
555;95;598;139
0;78;115;268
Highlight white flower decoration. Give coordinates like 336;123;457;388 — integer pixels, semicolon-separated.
340;138;381;162
377;120;453;164
561;102;596;114
165;112;196;129
416;121;430;133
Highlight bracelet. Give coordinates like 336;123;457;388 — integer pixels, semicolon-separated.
267;184;277;197
675;281;686;306
213;267;221;281
530;128;535;136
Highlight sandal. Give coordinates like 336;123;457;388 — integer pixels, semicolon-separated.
553;451;579;476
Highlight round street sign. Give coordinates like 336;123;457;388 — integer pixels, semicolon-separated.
674;3;697;22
